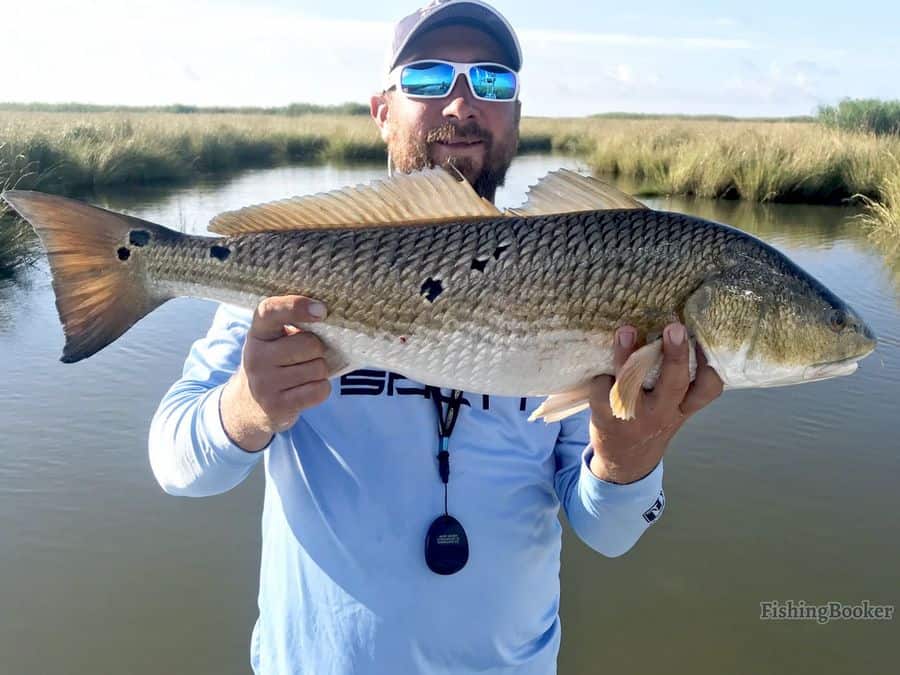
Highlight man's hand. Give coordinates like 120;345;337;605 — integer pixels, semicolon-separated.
220;296;332;452
588;323;723;484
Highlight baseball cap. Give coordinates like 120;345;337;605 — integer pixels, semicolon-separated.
387;0;523;72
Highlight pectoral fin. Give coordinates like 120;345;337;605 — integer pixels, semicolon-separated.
609;340;664;420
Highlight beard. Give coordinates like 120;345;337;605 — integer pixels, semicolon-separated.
388;120;518;201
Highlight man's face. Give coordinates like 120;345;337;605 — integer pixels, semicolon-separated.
371;23;521;201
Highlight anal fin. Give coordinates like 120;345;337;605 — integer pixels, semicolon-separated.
529;385;593;423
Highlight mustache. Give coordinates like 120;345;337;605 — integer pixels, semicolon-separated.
425;122;492;144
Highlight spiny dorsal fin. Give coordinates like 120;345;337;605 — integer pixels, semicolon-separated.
505;169;648;217
208;167;501;235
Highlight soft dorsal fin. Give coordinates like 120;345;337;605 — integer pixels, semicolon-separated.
505;169;648;217
208;167;501;235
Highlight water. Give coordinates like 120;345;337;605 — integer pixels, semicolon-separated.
1;155;897;674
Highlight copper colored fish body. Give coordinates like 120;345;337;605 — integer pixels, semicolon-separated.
1;169;877;421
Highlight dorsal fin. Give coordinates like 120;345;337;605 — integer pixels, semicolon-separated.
208;167;501;235
505;169;648;217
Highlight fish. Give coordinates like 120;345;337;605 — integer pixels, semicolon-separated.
1;168;877;422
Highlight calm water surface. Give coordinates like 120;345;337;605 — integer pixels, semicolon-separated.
1;155;898;674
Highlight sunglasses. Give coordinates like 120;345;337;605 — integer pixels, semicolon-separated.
388;60;519;102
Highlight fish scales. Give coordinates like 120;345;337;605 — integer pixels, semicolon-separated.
127;209;745;397
147;210;732;338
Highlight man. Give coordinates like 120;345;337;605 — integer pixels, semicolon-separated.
149;1;723;673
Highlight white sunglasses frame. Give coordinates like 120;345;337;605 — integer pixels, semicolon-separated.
387;59;520;102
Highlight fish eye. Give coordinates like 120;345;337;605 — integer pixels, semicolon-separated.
828;308;846;332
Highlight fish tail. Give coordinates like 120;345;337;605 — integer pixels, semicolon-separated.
1;190;177;362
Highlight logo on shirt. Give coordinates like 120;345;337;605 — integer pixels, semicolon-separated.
642;489;666;524
339;369;531;412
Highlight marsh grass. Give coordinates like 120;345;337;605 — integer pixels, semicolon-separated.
854;153;900;285
818;99;900;136
0;148;40;278
522;117;900;205
0;113;393;195
5;111;897;205
3;110;900;276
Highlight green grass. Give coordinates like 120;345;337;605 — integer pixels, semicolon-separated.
0;146;41;278
526;116;899;204
817;98;900;136
856;153;900;282
0;113;389;195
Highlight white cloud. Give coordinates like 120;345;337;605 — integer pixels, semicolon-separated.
723;60;835;103
0;0;892;117
519;27;752;50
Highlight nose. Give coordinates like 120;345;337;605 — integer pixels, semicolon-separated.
441;74;478;121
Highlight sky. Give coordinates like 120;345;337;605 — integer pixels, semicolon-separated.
3;0;899;117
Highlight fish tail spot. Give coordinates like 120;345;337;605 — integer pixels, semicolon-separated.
129;229;151;246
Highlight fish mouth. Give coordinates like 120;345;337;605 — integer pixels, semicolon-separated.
802;351;873;381
802;360;859;382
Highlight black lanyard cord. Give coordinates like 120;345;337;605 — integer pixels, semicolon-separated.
429;388;463;515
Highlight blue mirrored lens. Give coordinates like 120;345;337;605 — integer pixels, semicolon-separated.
400;62;455;97
468;65;517;100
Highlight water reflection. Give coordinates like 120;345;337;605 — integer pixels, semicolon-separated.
655;196;856;242
869;229;900;294
0;279;13;330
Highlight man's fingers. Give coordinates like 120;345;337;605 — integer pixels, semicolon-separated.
269;358;329;392
249;295;327;340
649;323;691;404
680;351;724;416
281;379;332;411
613;326;638;374
244;332;326;372
268;332;327;366
591;327;640;423
588;374;616;421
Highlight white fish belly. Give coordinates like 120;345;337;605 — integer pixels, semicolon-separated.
160;281;618;395
308;322;617;396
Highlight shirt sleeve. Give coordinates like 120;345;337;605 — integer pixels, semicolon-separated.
553;410;665;557
148;304;264;497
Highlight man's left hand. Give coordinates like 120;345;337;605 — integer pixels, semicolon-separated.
587;323;724;484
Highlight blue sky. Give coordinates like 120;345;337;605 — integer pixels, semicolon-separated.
5;0;899;117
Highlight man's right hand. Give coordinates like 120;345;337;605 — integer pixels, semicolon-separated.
220;296;332;452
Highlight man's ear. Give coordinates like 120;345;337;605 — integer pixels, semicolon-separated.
370;93;391;143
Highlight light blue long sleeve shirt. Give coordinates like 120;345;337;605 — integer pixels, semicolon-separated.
149;303;665;675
